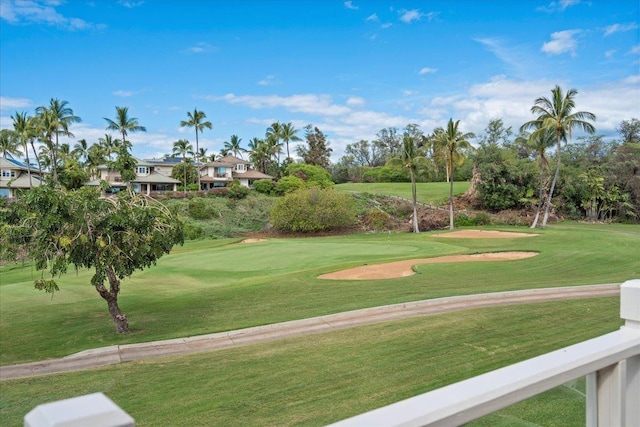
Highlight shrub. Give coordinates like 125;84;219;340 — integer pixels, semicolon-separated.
253;179;275;195
472;212;492;225
270;187;357;233
226;181;250;199
274;176;306;196
285;163;334;188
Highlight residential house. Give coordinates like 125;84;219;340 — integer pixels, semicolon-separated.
86;158;180;195
0;157;44;199
199;155;273;189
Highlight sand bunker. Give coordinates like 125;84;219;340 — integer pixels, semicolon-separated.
433;230;538;239
240;238;268;244
318;251;538;280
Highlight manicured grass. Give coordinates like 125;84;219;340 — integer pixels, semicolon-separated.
336;181;470;205
1;223;639;365
0;297;622;426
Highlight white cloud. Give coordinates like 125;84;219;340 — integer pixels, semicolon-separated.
365;13;378;22
118;1;144;8
541;29;582;56
604;22;639;36
381;22;392;29
206;93;352;116
604;49;616;58
419;67;437;75
344;1;357;10
113;90;134;97
0;0;104;30
185;42;215;54
0;96;32;111
537;0;581;13
258;75;278;86
630;45;640;55
398;9;424;23
346;96;365;107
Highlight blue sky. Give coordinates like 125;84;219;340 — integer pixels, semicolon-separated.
1;0;639;161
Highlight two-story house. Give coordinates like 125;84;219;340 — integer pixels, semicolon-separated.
87;158;180;195
199;155;273;189
0;157;44;199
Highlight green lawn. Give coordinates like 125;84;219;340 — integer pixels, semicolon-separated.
1;223;639;365
0;297;622;426
336;181;470;205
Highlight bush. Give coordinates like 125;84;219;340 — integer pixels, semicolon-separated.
285;164;334;188
226;181;250;199
274;176;306;196
270;187;357;233
253;179;275;195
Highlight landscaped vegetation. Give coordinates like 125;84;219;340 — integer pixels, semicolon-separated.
1;85;639;425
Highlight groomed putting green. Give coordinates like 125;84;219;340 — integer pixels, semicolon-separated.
0;297;623;426
1;223;638;365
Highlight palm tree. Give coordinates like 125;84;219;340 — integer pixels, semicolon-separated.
196;147;208;165
98;134;117;161
12;112;35;186
387;133;429;233
180;108;212;190
0;129;20;159
73;138;90;165
223;134;245;158
280;122;302;160
520;86;596;228
104;106;146;150
433;119;475;230
266;122;282;163
172;139;193;194
35;98;81;183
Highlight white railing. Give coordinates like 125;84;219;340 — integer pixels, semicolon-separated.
329;279;640;427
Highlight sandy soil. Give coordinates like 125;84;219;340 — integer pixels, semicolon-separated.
318;251;538;280
432;230;539;239
240;238;269;243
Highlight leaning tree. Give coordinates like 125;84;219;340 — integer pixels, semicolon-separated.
1;186;184;333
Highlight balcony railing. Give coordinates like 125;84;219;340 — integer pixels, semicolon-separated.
329;279;640;427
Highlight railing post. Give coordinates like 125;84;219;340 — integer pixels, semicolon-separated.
587;279;640;426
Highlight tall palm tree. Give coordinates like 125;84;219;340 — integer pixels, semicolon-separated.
172;139;193;194
520;86;596;228
196;147;208;165
266;122;282;163
73;138;90;165
12;112;35;186
104;106;146;150
387;133;429;233
35;98;81;183
180;108;212;190
433;119;475;230
99;134;117;161
280;122;302;161
223;134;245;158
0;129;20;159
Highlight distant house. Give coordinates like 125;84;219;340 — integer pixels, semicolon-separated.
0;157;44;199
86;158;180;195
199;155;273;189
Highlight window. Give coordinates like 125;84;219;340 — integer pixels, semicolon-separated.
236;164;245;172
136;166;149;174
1;170;15;178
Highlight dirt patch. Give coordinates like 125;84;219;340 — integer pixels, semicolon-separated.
432;230;538;239
318;251;538;280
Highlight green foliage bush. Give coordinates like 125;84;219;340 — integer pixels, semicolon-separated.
362;166;410;183
226;181;250;199
270;187;357;233
286;163;334;188
252;179;275;195
275;176;306;196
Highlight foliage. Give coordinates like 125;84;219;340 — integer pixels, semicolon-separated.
171;162;198;185
296;124;332;167
1;186;183;332
274;175;306;195
270;187;357;232
286;163;334;188
226;180;251;199
252;178;275;195
362;165;411;182
57;158;89;190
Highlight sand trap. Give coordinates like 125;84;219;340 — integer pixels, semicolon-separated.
433;230;538;239
318;251;538;280
240;238;268;244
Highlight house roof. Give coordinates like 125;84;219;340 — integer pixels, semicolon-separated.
233;170;273;180
0;157;41;173
1;173;44;189
132;171;180;184
216;155;248;165
201;161;234;168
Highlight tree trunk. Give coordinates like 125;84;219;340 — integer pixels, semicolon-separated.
410;170;419;233
449;177;455;230
541;139;562;229
196;128;201;191
95;267;129;333
531;171;547;229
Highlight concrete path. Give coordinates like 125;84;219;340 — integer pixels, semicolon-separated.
0;284;620;381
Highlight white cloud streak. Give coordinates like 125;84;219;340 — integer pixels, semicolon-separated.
0;0;104;30
604;22;639;36
0;96;32;111
541;29;582;56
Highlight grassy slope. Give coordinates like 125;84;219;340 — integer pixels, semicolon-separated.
1;223;639;365
336;181;470;205
0;297;621;426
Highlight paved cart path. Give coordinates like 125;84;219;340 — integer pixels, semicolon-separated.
0;284;620;381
